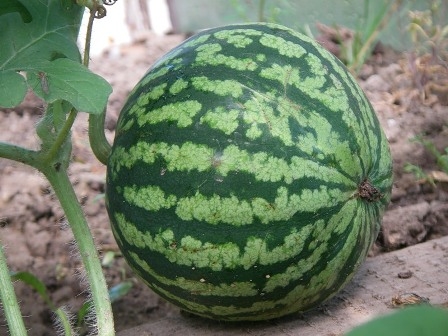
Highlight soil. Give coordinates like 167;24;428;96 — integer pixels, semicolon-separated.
0;31;447;335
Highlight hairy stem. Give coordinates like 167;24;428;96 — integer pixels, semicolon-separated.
55;307;77;336
0;242;28;336
43;168;115;336
0;141;39;167
43;108;77;163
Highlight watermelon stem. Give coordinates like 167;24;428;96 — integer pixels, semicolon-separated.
0;244;28;336
357;179;382;202
85;7;112;166
43;168;115;336
89;109;112;165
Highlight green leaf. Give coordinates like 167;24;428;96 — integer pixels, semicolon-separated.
0;0;83;68
77;301;91;328
0;0;84;107
102;251;116;268
108;281;133;303
346;306;448;336
11;271;55;309
26;59;112;114
0;71;27;108
0;0;32;22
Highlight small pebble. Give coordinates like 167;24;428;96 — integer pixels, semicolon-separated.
397;270;413;279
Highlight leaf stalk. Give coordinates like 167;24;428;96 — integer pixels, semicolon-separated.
0;242;28;336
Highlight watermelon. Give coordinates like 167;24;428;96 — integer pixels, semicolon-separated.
106;23;393;321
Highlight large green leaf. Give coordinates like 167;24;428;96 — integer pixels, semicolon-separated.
0;0;82;107
27;59;112;114
0;0;32;22
346;306;448;336
0;0;83;69
0;0;112;113
11;271;54;309
0;71;28;107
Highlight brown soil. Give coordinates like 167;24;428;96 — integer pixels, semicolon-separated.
0;32;447;335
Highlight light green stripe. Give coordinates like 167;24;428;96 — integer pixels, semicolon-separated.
109;140;356;187
191;76;244;98
146;279;264;319
241;86;296;145
181;33;210;49
116;115;134;132
218;34;253;48
136;100;202;127
214;28;264;38
259;63;301;94
135;67;170;89
277;95;361;177
120;180;350;226
259;33;307;58
213;28;263;47
200;107;240;135
194;43;259;71
175;186;348;225
123;185;177;211
117;83;174;130
130;252;258;297
114;212;312;271
175;193;254;225
169;78;188;95
108;141;214;176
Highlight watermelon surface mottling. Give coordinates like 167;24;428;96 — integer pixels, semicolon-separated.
106;23;393;321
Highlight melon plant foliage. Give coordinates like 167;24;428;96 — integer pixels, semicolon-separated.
346;306;448;336
106;23;393;321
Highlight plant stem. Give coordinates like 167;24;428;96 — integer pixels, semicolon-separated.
85;7;112;164
44;108;77;163
350;0;401;74
83;8;96;67
420;137;448;173
258;0;266;21
89;110;111;165
0;141;39;167
55;307;76;336
43;168;115;336
0;242;28;336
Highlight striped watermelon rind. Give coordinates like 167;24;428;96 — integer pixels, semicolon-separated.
106;23;393;321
